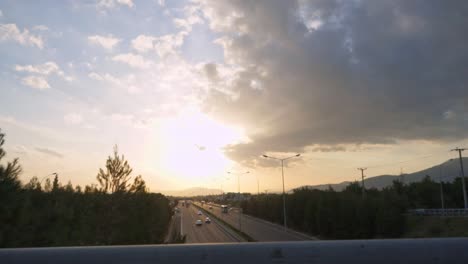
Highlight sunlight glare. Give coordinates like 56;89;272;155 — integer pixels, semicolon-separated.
157;109;245;182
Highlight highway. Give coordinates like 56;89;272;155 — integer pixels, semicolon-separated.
179;203;245;243
197;202;315;242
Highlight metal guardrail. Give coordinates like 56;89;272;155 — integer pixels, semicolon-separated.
408;208;468;216
2;238;468;264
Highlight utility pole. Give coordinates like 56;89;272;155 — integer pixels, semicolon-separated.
439;164;445;211
257;176;260;195
281;159;286;228
358;168;367;197
400;168;405;184
451;148;467;209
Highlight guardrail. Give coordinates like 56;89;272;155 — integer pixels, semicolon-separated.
408;208;468;216
2;239;468;264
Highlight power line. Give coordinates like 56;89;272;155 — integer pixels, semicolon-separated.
366;154;440;169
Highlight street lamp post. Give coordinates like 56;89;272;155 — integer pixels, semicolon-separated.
40;172;58;184
256;175;260;195
262;153;301;230
227;171;249;231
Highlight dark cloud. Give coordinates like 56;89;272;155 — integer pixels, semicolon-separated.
198;0;468;167
204;63;219;81
35;147;64;158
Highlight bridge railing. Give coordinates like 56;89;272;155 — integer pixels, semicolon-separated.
1;238;468;264
408;208;468;216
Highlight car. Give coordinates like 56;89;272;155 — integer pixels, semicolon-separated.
197;210;202;215
205;217;211;223
195;220;203;226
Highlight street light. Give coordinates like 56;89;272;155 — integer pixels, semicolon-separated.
262;153;301;230
256;174;260;195
227;171;249;231
40;172;58;184
227;171;250;197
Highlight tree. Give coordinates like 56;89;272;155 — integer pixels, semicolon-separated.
0;129;22;192
25;176;42;190
129;175;147;193
0;129;22;247
44;178;52;192
97;145;134;193
65;181;74;192
52;174;60;191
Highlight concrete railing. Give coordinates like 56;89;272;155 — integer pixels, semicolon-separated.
408;208;468;216
2;238;468;264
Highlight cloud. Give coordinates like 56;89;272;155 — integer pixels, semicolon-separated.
157;0;165;7
131;35;156;53
21;76;50;90
35;147;64;158
203;63;219;81
88;34;120;50
116;0;134;7
443;110;456;120
112;53;152;69
88;71;141;95
127;85;142;94
0;23;44;48
0;115;70;142
15;62;73;86
110;113;134;122
97;0;134;9
88;72;122;86
195;0;468;167
64;113;83;125
10;145;28;155
0;10;3;17
308;145;347;153
32;25;49;31
131;32;186;57
15;61;60;75
173;4;204;31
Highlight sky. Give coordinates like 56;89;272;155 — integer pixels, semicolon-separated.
1;0;468;194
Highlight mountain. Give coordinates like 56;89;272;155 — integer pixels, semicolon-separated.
160;187;223;197
297;158;468;191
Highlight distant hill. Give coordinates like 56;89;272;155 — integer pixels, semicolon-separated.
161;187;222;197
297;158;468;192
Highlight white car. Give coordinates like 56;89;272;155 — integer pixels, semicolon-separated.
205;217;211;223
195;220;203;226
197;210;202;215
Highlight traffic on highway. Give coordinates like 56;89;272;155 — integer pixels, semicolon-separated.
175;201;245;243
175;200;314;243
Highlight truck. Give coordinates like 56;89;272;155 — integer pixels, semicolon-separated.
221;205;228;213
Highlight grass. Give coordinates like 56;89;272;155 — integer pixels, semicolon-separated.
404;215;468;238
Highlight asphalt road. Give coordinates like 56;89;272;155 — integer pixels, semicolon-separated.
179;204;243;243
198;203;316;242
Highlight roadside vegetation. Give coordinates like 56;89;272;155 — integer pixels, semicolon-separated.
404;215;468;238
241;177;468;239
0;129;171;247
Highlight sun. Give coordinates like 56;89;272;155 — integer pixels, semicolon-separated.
156;109;245;182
